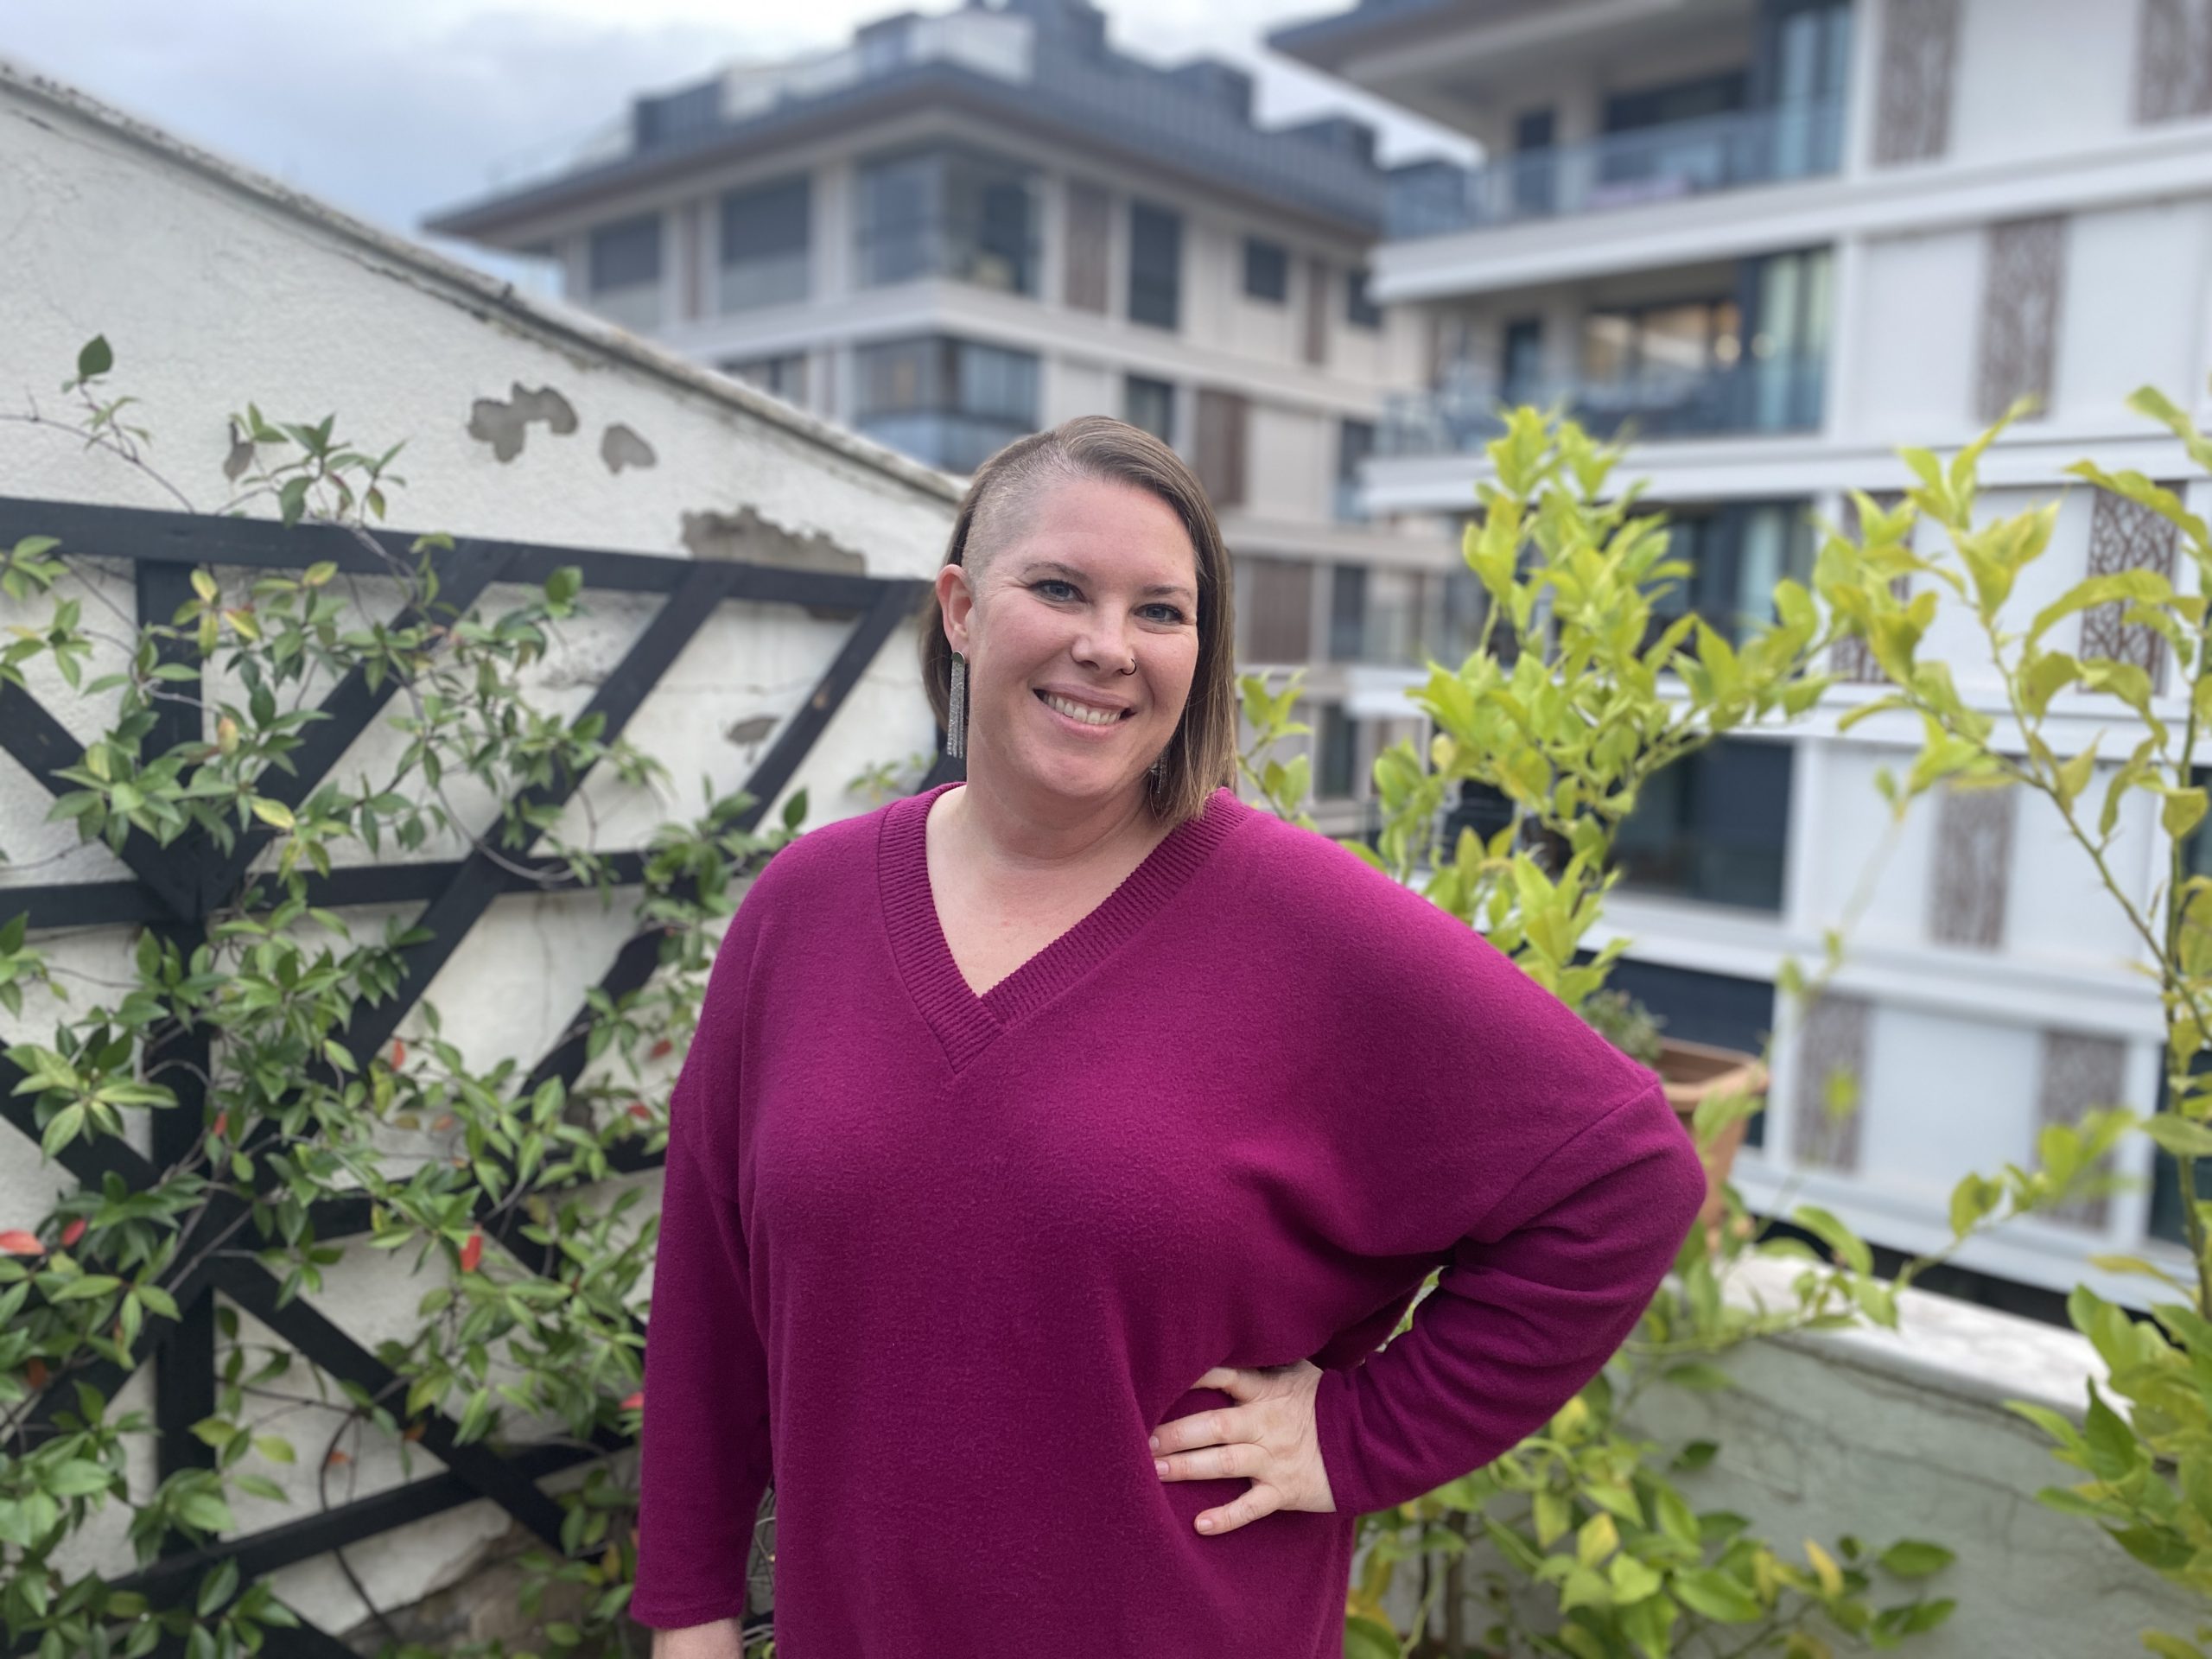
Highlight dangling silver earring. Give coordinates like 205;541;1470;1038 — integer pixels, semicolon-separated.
945;650;967;760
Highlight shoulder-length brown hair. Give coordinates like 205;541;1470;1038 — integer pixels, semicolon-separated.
916;415;1239;827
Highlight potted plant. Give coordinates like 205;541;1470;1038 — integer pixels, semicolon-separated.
1579;989;1766;1243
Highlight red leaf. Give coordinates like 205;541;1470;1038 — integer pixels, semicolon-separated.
0;1230;44;1255
403;1421;425;1442
60;1217;86;1248
649;1039;674;1059
327;1448;352;1466
621;1391;644;1411
460;1233;483;1274
25;1357;48;1389
391;1039;407;1067
211;1110;229;1139
626;1103;651;1121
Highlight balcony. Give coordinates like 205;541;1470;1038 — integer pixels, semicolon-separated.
1388;99;1844;239
1381;356;1827;458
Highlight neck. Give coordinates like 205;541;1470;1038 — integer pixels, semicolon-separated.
941;770;1160;880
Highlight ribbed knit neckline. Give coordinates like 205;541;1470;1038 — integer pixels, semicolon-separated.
880;780;1249;1072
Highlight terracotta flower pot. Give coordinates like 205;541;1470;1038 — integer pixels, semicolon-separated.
1654;1037;1767;1248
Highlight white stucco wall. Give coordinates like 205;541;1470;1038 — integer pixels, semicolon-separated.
0;59;957;1636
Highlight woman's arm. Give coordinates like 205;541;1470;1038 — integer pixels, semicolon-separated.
651;1618;746;1659
1310;1077;1705;1516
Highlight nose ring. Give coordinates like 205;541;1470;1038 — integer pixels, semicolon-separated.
1119;655;1136;675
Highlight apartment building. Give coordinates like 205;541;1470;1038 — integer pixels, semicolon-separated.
1273;0;2212;1303
425;0;1478;836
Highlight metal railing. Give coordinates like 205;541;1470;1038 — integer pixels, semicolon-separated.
1388;99;1845;238
1380;356;1827;457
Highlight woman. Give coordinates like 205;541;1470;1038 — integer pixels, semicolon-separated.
631;416;1706;1655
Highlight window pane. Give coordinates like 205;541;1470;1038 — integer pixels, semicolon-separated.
1345;266;1382;329
589;214;662;292
1614;738;1792;909
1329;564;1368;662
1243;238;1287;302
1128;201;1182;329
1582;312;1635;380
720;177;810;311
1124;375;1175;444
1319;703;1357;798
1335;419;1376;523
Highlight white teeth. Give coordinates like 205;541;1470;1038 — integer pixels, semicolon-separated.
1042;693;1122;727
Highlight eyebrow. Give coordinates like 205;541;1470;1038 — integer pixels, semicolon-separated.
1017;559;1197;604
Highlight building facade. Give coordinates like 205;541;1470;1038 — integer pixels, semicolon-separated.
427;0;1476;836
1273;0;2212;1303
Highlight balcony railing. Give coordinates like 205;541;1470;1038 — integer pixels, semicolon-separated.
1388;99;1845;238
1380;358;1827;458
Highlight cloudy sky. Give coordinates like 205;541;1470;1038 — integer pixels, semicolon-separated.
6;0;1471;280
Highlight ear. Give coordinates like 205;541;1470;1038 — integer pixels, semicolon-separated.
934;563;976;656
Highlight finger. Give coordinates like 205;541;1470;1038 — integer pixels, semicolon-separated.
1152;1405;1243;1454
1156;1440;1261;1483
1193;1365;1248;1395
1197;1483;1281;1536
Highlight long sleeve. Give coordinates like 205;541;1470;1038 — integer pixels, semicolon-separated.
1310;1076;1705;1516
631;920;773;1629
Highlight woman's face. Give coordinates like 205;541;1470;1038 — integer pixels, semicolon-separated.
937;473;1201;813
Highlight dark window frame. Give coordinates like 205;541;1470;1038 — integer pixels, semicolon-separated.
1243;237;1289;302
1123;374;1176;445
1128;200;1183;330
588;213;662;293
1345;265;1382;330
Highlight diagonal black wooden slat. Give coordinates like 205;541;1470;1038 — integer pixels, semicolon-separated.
203;1259;571;1550
195;541;518;912
730;580;919;835
0;684;200;920
332;561;735;1070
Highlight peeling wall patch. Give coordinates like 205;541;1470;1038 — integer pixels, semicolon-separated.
680;506;867;576
467;382;579;462
601;423;657;474
725;715;778;747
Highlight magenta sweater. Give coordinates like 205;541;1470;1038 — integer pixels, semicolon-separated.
632;781;1706;1652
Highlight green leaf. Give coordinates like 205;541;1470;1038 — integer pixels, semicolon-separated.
1878;1539;1955;1579
197;1556;238;1617
76;336;113;381
1662;1362;1736;1392
1673;1567;1761;1623
2143;1116;2212;1158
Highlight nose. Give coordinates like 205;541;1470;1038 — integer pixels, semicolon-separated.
1071;613;1137;673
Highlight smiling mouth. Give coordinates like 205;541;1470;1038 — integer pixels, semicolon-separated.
1035;690;1134;726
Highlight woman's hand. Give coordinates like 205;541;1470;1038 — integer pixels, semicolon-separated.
1149;1359;1337;1535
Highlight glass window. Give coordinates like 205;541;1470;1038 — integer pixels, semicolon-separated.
589;213;662;293
1642;499;1815;645
721;353;809;406
1240;556;1313;663
1124;375;1175;445
852;334;1039;474
1346;266;1382;329
1614;737;1793;909
1501;317;1545;406
1128;200;1182;330
855;146;1038;296
1243;238;1288;302
1319;703;1357;799
1328;563;1368;663
719;176;810;312
1335;419;1376;524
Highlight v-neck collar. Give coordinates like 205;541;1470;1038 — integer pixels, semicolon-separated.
880;780;1249;1072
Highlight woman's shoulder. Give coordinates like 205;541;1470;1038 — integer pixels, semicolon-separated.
738;785;912;911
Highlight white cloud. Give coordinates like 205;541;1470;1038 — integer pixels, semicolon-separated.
6;0;1470;282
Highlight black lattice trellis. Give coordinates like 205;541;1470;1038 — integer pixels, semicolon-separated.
0;496;953;1655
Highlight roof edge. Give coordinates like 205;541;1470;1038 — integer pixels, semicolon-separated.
0;56;966;509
